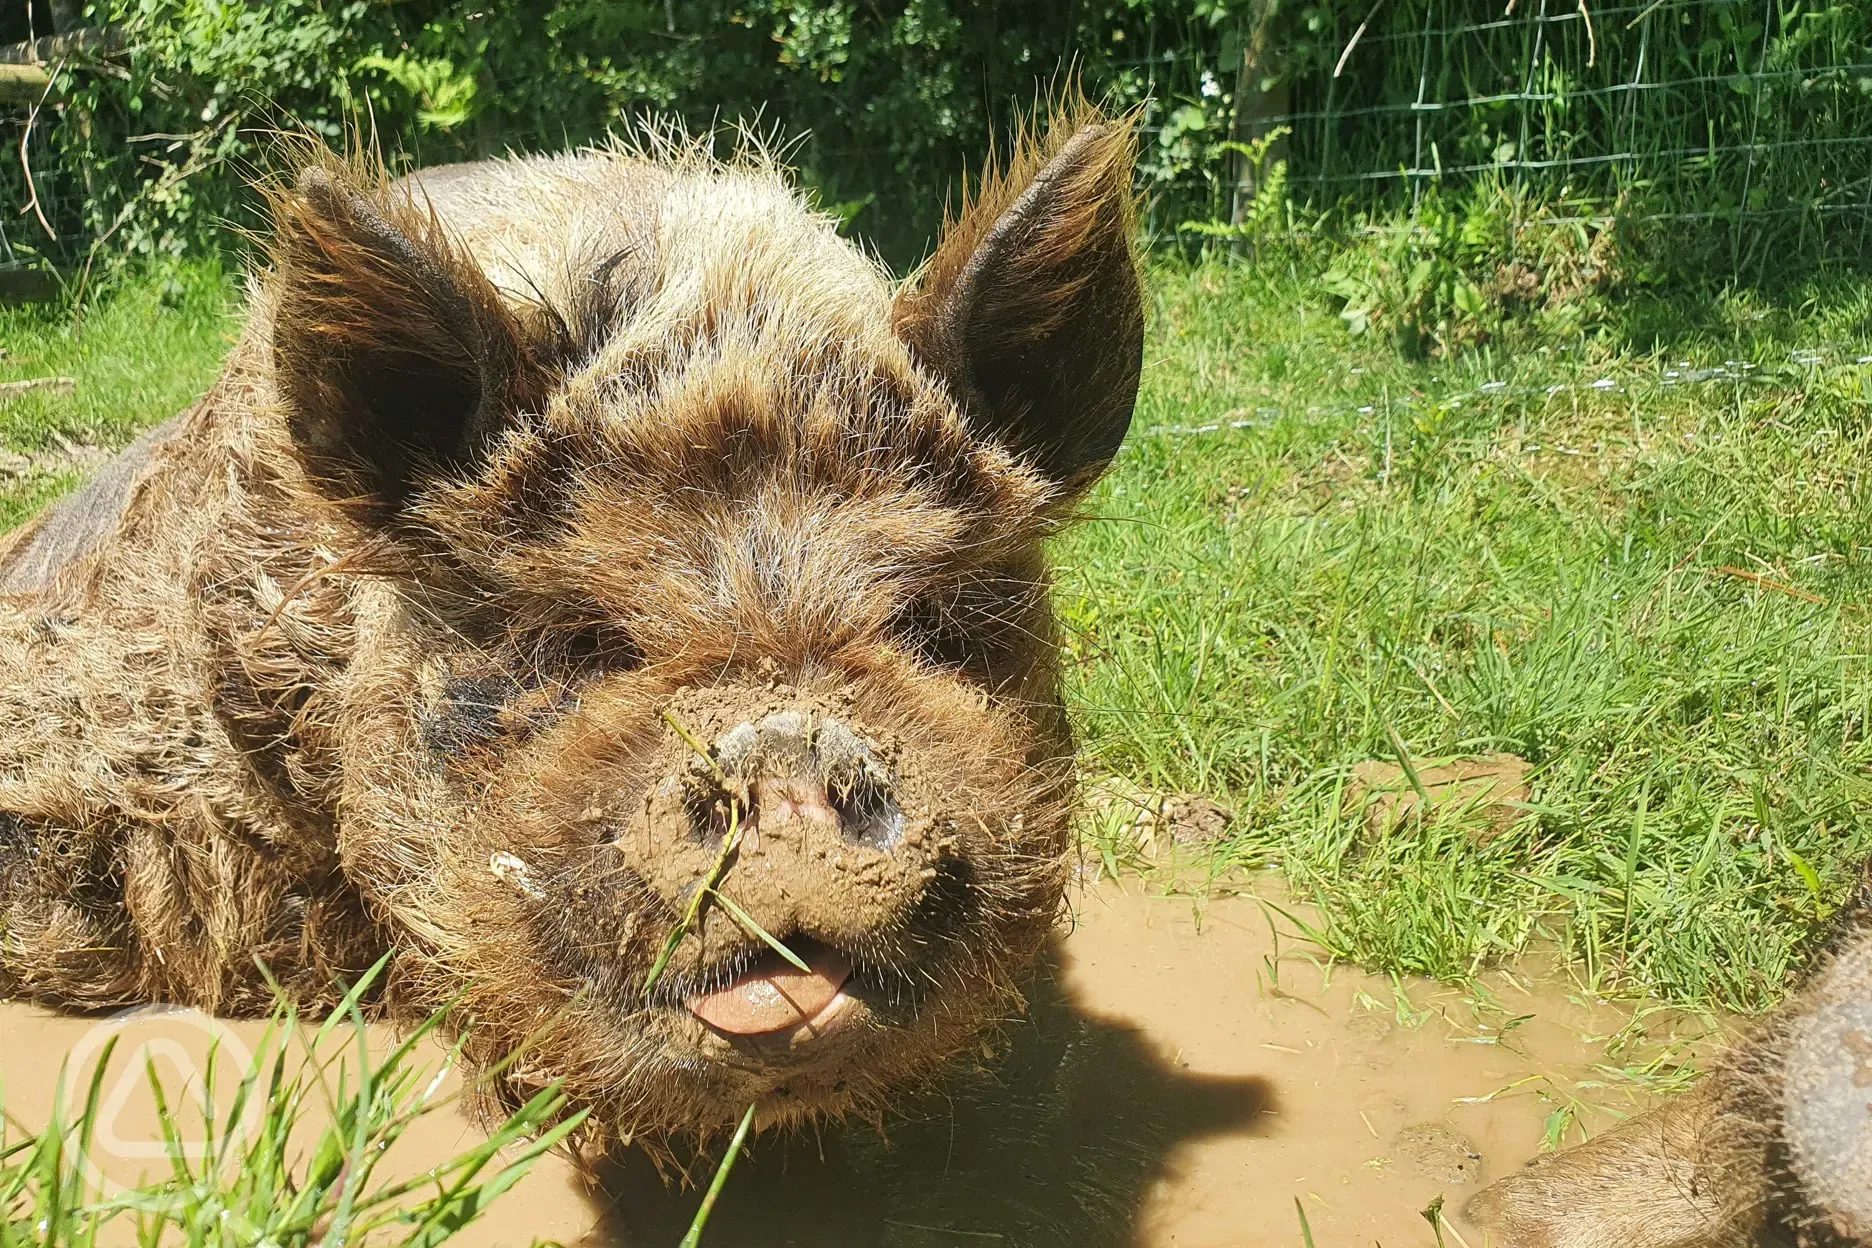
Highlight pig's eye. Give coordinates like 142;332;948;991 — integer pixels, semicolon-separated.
892;598;987;675
544;621;642;677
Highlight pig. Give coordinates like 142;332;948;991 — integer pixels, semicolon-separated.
1465;883;1872;1247
0;106;1144;1159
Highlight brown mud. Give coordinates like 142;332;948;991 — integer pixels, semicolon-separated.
0;879;1726;1247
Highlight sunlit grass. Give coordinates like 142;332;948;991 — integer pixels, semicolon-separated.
1064;257;1872;1013
0;959;583;1246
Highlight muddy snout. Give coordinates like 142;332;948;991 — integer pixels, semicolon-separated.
622;705;945;993
711;712;905;851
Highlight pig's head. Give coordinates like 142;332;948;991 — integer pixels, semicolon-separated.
259;113;1141;1156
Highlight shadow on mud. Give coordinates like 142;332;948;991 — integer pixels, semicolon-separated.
578;940;1272;1248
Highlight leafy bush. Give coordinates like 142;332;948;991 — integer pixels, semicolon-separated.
5;0;1254;274
6;1;1868;320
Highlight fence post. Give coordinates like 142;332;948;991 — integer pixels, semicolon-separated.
1227;0;1288;256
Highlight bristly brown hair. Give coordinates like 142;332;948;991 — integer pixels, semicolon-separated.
263;157;562;516
0;99;1146;1164
894;97;1142;491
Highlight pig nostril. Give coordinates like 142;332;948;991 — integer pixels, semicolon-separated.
828;772;903;850
683;786;740;846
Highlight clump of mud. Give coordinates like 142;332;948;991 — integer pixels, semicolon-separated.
1084;776;1235;854
1349;752;1533;844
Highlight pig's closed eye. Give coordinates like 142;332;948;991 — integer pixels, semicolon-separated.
892;598;980;673
547;621;643;677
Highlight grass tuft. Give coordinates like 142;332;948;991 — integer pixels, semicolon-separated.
0;962;584;1246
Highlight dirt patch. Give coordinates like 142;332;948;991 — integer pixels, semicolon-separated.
1085;776;1235;851
0;879;1723;1247
1394;1122;1485;1184
1350;751;1533;843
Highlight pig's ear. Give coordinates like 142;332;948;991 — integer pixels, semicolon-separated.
893;115;1142;491
268;166;550;514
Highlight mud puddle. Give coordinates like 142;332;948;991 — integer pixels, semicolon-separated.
0;880;1725;1247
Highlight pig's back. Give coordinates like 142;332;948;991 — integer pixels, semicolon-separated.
0;417;185;594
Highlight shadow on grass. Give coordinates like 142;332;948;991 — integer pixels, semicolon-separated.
579;939;1272;1248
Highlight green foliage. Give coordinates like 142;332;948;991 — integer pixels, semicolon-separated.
1272;0;1872;279
1176;125;1293;253
9;1;1868;288
7;0;1255;272
1312;182;1625;357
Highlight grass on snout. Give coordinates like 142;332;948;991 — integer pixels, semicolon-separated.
645;710;811;996
640;793;743;998
710;892;813;975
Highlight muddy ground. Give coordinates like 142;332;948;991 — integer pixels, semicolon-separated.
0;880;1726;1247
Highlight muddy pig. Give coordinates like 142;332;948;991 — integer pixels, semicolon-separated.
0;108;1143;1157
1465;888;1872;1246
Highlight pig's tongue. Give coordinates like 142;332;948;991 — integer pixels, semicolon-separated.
686;945;851;1036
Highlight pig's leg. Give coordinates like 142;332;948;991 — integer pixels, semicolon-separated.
1461;1071;1771;1248
1778;928;1872;1244
0;812;145;1007
1;807;382;1015
0;597;380;1014
1468;917;1872;1248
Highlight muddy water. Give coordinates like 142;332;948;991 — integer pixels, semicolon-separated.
0;880;1725;1247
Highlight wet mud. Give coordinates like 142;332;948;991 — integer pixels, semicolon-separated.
0;879;1725;1247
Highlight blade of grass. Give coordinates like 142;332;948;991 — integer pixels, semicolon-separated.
643;799;744;997
662;708;729;785
1382;719;1433;809
710;891;811;974
645;710;751;998
680;1102;758;1248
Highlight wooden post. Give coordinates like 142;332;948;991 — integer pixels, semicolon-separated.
0;62;51;104
1227;0;1291;255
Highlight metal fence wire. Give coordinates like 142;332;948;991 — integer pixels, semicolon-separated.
1122;0;1872;269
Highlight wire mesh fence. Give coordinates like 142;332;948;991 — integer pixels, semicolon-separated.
2;2;1868;287
1118;0;1872;274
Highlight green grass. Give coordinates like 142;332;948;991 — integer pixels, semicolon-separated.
0;961;581;1246
0;263;236;527
1063;258;1872;1014
7;253;1872;1018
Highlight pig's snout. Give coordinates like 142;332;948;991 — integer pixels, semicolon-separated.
705;711;904;851
622;705;942;971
